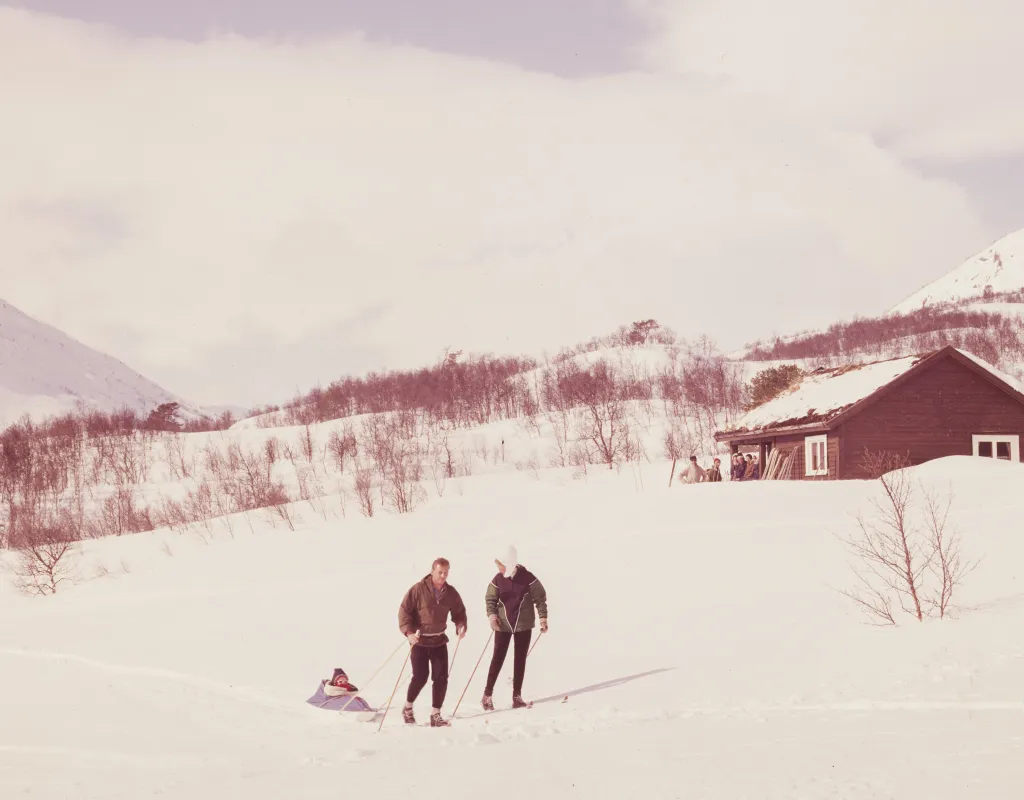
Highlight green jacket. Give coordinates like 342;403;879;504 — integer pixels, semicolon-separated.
485;565;547;634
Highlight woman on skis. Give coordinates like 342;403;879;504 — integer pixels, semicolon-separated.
481;545;548;711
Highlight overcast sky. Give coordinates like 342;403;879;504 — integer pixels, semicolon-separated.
2;1;1023;409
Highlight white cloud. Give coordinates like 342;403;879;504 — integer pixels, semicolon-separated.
635;0;1024;161
0;8;998;405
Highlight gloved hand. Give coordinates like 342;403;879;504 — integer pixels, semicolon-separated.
456;624;466;638
489;616;501;632
406;633;420;646
539;618;548;634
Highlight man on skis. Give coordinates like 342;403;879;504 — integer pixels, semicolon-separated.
397;557;468;727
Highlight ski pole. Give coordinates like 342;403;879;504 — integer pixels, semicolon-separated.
449;635;462;674
452;630;493;718
338;639;405;713
376;644;412;733
528;630;545;657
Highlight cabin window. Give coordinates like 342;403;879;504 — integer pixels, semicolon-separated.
972;434;1020;462
804;435;828;476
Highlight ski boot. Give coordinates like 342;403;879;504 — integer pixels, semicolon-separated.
481;694;494;711
402;706;416;725
512;694;532;709
430;712;451;727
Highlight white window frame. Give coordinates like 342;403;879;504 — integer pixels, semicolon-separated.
972;434;1020;462
804;434;828;476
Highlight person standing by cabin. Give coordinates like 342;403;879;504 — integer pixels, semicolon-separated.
678;455;707;484
397;557;468;727
706;458;722;482
482;545;548;711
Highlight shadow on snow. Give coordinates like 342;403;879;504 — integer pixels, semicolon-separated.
456;667;676;719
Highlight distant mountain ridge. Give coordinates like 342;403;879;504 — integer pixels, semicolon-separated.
731;226;1024;384
891;227;1024;313
0;298;197;428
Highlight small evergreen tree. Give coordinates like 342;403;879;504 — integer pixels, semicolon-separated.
144;402;182;431
743;364;803;410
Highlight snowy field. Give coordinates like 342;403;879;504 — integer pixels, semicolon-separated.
2;455;1024;799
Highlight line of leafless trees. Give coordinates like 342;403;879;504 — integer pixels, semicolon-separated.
2;321;753;594
744;302;1024;375
0;411;445;591
250;320;691;430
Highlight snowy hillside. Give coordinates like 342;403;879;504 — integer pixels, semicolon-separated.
232;343;685;431
0;298;197;427
891;227;1024;313
2;446;1023;798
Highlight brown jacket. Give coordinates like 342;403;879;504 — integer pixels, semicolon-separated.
398;576;468;648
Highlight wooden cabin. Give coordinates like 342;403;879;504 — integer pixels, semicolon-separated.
713;345;1024;480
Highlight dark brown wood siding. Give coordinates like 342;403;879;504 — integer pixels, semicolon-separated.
840;354;1024;479
771;432;840;480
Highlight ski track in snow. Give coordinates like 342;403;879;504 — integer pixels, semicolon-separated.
3;646;1021;751
0;744;209;766
0;647;300;715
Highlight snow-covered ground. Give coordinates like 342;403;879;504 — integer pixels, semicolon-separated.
2;451;1023;799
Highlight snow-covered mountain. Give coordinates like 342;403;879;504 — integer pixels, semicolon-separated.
0;298;196;428
891;227;1024;313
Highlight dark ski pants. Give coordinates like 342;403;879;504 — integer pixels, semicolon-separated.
407;643;449;708
485;630;532;696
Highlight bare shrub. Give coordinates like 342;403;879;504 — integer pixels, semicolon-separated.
163;433;194;480
264;437;279;466
297;465;328;520
836;451;980;625
265;495;297;531
430;452;447;498
353;464;375;518
335;478;348;518
663;409;696;487
382;437;426;514
517;456;540;480
106;433;150;485
298;424;316;465
327;426;357;474
921;485;980;619
154;495;192;535
228;442;289;511
88;487;155;538
555;359;637;470
545;411;571;468
439;432;456;479
11;523;80;596
185;480;216;531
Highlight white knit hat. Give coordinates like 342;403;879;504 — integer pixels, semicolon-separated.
496;545;518;578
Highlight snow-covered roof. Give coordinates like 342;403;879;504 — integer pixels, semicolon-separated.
721;352;928;436
952;347;1024;395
